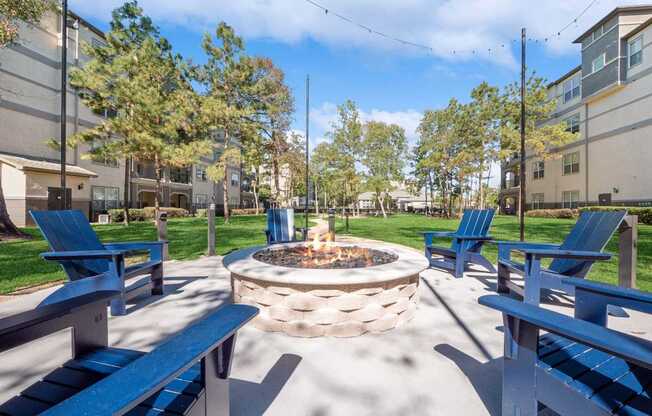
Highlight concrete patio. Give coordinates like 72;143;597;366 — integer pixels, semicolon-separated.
0;239;650;416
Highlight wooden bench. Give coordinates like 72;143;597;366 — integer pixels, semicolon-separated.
0;273;258;415
30;210;166;316
421;209;496;278
479;278;652;415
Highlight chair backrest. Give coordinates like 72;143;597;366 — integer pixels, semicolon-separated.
450;209;495;253
267;208;295;244
549;210;627;276
30;210;109;279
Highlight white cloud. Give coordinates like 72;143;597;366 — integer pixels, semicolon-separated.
309;101;422;144
70;0;641;67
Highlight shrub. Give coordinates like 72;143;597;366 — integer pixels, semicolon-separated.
108;207;189;223
579;206;652;225
231;208;262;216
195;209;207;218
525;208;577;219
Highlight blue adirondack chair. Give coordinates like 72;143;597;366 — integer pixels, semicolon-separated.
0;272;258;416
30;209;165;316
479;278;652;415
422;209;496;278
265;208;308;245
496;210;626;305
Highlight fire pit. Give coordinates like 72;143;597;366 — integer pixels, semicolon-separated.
223;237;429;338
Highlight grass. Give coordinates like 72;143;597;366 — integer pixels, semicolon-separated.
334;214;652;292
0;213;649;294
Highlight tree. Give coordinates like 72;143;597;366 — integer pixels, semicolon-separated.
361;121;407;218
0;0;57;46
310;142;337;214
70;2;212;231
0;0;56;238
328;100;363;214
199;23;259;223
499;74;577;212
241;130;267;214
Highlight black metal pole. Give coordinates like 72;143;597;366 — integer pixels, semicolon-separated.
60;0;68;210
519;27;526;241
305;75;310;230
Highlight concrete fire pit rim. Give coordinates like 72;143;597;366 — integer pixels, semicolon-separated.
222;241;429;286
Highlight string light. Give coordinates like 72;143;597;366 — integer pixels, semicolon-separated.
304;0;602;55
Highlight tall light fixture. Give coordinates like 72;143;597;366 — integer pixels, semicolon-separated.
60;0;68;209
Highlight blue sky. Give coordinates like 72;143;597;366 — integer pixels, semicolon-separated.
70;0;636;150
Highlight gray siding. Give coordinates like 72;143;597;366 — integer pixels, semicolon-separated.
582;25;622;98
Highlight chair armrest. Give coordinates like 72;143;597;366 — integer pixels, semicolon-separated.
563;278;652;305
479;295;652;371
0;290;119;337
104;242;165;262
492;241;560;261
515;248;612;261
451;234;493;241
41;250;124;261
421;231;455;238
42;304;259;416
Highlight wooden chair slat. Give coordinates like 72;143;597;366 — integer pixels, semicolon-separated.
540;341;591;369
22;381;79;405
43;367;104;390
0;395;50;416
548;347;614;383
618;394;652;416
142;389;199;414
569;356;631;398
593;369;652;413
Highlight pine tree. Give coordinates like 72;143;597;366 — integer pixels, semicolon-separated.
69;1;212;231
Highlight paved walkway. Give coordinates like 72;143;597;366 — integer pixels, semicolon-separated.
0;240;650;415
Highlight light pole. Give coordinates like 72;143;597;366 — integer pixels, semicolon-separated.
519;27;527;241
305;75;310;230
60;0;68;210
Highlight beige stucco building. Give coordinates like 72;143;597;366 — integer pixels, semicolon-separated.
0;10;242;226
500;5;652;212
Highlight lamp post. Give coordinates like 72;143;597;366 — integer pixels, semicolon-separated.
305;75;310;230
59;0;68;210
519;27;527;241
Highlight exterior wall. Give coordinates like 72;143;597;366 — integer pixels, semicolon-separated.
1;164;27;226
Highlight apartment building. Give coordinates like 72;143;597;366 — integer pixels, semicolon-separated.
0;10;241;226
499;5;652;213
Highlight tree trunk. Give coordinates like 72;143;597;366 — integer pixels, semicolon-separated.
314;182;319;215
123;157;130;226
253;167;260;215
223;130;230;223
0;183;29;239
378;193;387;218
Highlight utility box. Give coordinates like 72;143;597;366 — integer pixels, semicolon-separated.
98;214;110;224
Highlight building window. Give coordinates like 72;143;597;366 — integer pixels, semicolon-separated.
563;152;580;175
564;114;581;134
230;173;239;187
193;193;208;208
195;165;207;181
592;53;606;73
531;193;545;210
92;186;120;212
562;76;581;103
533;161;545;180
629;36;643;68
592;25;603;42
562;190;580;209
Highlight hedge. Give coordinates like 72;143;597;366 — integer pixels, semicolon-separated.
108;207;189;223
525;208;577;219
579;206;652;225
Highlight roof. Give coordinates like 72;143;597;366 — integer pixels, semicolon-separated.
0;154;98;177
69;10;106;40
547;65;582;88
625;15;652;39
573;5;652;43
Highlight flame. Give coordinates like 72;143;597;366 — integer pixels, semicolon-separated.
312;233;323;251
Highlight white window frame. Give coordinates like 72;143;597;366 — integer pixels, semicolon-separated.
195;165;207;181
563;152;580;175
564;114;581;134
532;161;545;180
230;172;239;187
592;53;606;74
562;76;581;103
531;193;545;210
629;35;643;68
562;190;580;209
592;25;603;42
193;193;208;205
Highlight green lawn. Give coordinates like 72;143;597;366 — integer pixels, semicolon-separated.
335;214;652;292
0;213;649;294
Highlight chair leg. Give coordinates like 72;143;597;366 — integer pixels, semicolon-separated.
204;334;236;416
151;264;164;296
454;253;465;278
502;315;539;416
497;263;510;294
110;296;126;316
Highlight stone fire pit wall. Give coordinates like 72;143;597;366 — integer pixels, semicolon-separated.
224;242;429;338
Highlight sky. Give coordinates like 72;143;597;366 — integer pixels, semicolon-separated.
69;0;640;183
